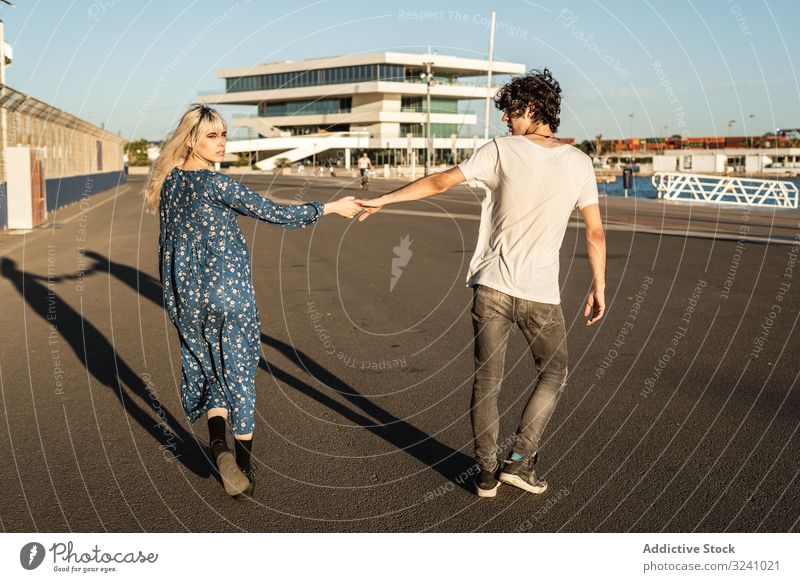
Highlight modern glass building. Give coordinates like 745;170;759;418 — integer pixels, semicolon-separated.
199;51;525;170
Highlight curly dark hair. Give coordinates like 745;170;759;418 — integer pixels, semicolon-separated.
494;68;562;133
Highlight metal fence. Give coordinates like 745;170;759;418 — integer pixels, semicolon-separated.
652;172;799;208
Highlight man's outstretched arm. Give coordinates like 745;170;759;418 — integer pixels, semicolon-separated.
355;166;465;221
581;203;606;326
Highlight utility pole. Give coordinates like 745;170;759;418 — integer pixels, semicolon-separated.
421;61;435;175
483;11;496;140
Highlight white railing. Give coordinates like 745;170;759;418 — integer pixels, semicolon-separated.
652;172;799;208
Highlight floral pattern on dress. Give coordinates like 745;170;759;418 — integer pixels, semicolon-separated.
159;168;324;435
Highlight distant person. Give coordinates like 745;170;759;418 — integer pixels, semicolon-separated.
357;152;372;189
143;104;362;497
357;69;606;497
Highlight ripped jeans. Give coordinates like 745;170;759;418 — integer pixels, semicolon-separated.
470;284;569;471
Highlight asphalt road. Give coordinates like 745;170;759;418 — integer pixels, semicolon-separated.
0;172;798;532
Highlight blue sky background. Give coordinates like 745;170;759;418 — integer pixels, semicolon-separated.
3;0;798;141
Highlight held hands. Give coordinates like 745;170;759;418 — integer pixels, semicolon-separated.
323;196;385;220
323;196;364;219
353;197;383;222
584;285;605;326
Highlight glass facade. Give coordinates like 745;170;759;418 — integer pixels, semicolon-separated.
404;69;460;85
400;123;460;138
258;97;352;117
400;96;459;114
226;63;407;92
283;124;351;135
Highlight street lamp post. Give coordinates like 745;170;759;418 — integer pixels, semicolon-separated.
483;11;496;140
421;62;436;175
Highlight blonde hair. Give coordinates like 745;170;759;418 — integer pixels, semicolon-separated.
144;104;227;214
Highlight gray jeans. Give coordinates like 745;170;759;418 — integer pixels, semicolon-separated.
470;284;569;470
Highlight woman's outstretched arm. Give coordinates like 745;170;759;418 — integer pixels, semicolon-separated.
210;173;362;224
211;173;323;228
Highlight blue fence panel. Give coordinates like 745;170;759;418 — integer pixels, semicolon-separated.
45;170;127;212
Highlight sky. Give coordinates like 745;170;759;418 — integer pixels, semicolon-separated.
2;0;798;142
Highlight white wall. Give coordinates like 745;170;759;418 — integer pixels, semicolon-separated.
676;153;720;173
745;154;772;173
690;155;718;173
653;156;677;172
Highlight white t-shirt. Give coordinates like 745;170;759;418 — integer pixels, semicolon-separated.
357;157;371;169
457;135;599;305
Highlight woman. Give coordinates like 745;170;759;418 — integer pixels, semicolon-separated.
144;104;361;497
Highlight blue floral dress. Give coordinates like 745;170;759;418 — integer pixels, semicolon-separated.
159;168;324;435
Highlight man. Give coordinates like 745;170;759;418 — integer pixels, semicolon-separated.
357;152;372;188
357;68;605;498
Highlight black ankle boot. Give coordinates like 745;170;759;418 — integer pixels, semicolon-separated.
208;416;229;460
241;467;256;497
210;438;229;462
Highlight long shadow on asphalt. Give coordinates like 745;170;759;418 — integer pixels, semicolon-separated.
260;334;476;492
1;256;211;479
82;250;240;490
80;251;475;493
